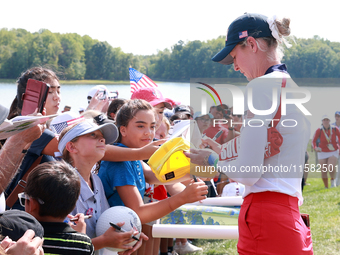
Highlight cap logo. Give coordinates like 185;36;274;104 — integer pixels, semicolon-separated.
239;31;248;39
152;89;161;99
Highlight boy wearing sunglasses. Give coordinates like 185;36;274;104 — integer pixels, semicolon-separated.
22;161;94;255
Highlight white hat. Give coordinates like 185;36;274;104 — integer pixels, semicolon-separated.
58;120;118;153
193;111;213;120
87;85;108;103
322;114;330;121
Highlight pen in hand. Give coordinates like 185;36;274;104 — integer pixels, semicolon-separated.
109;222;140;241
70;215;92;222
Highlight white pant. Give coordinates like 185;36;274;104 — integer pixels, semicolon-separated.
336;157;340;186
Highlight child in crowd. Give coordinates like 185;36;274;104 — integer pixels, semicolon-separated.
132;87;205;255
58;119;147;254
107;98;127;121
155;117;171;140
98;99;208;255
24;161;94;255
130;87;177;254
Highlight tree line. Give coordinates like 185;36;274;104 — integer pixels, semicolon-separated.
1;28;340;81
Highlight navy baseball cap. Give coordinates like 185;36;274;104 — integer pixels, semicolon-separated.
212;13;273;65
335;111;340;116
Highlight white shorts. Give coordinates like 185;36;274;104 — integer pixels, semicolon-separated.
318;150;339;160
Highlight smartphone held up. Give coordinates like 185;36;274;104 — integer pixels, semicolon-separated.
21;79;50;116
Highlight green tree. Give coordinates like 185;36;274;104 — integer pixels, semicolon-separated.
58;33;85;79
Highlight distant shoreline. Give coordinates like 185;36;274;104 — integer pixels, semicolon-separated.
0;79;175;85
1;78;340;87
0;79;131;85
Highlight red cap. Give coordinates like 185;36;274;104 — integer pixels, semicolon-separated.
131;87;176;109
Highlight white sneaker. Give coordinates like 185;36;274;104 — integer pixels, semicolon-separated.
179;241;203;254
168;251;179;255
331;179;336;188
173;243;182;254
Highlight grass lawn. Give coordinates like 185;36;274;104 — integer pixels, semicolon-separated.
188;141;340;255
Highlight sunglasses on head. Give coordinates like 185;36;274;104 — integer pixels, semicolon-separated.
18;192;44;207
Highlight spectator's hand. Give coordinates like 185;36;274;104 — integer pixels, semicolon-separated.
101;222;139;250
139;139;167;159
118;232;148;255
184;148;213;166
67;213;87;234
14;110;46;146
315;147;322;152
1;230;44;255
87;90;109;113
181;178;208;203
200;137;221;154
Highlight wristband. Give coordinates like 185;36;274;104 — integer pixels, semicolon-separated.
228;127;234;131
208;152;219;166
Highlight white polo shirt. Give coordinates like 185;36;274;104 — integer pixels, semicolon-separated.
218;71;310;205
70;171;110;239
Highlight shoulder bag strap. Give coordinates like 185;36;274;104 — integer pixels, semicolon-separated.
6;155;43;208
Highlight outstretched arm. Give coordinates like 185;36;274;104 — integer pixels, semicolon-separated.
117;180;208;224
102;139;166;162
0;125;43;193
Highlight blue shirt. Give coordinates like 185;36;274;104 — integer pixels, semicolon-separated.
98;143;146;207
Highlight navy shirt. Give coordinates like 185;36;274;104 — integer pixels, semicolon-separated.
265;63;288;75
5;129;55;210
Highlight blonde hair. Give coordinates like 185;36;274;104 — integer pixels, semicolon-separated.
162;117;171;133
58;124;80;165
240;17;291;62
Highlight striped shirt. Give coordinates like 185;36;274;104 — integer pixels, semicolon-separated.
41;221;94;255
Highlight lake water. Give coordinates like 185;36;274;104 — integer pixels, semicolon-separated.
0;82;190;111
1;82;339;138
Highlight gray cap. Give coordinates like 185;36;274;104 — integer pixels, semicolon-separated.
58;119;118;153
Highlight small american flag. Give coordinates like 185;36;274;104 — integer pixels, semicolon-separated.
51;116;85;137
129;68;158;93
239;31;248;39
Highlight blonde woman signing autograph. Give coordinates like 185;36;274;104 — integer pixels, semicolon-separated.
186;13;313;255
